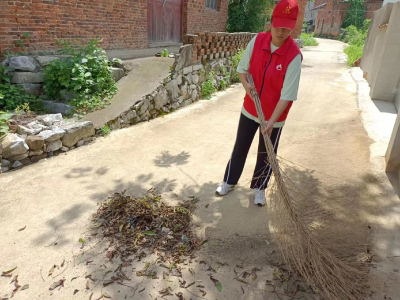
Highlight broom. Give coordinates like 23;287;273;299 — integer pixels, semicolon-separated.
247;74;368;300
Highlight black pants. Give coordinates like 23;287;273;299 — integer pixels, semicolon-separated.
223;113;283;190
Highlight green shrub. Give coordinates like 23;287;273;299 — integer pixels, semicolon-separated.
231;50;244;83
44;39;117;117
161;49;169;57
0;111;12;139
341;20;371;66
344;44;364;66
300;33;319;46
201;71;217;99
0;66;43;112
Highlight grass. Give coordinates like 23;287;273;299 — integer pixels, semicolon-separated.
300;33;319;46
344;44;364;66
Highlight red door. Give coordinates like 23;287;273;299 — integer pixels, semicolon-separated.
147;0;182;45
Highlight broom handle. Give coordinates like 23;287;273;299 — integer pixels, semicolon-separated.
247;74;297;218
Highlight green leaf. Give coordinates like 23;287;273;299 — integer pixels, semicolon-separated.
81;58;88;63
119;224;123;232
2;266;17;275
79;238;85;244
143;231;157;236
216;281;222;292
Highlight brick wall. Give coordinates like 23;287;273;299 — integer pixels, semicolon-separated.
0;0;148;56
314;0;383;36
365;0;383;18
292;0;308;38
183;0;229;36
183;32;256;64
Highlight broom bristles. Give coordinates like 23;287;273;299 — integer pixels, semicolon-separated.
247;74;368;300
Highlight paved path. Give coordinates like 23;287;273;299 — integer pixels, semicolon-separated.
83;57;173;128
1;39;399;300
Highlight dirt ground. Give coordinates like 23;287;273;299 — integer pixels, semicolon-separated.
1;39;400;300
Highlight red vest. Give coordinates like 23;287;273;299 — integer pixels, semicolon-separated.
243;32;302;122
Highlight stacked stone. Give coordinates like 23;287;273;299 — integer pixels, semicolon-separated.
183;32;257;64
0;114;95;173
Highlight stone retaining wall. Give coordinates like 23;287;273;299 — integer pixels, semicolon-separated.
1;32;257;174
0;115;95;173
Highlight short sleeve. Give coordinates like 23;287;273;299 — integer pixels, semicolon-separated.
280;54;302;101
236;35;257;74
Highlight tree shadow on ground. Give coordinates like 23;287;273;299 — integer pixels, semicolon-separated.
153;151;190;168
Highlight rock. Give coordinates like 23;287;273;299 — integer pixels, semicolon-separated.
162;107;170;113
173;44;193;72
10;72;44;84
176;74;183;85
111;68;124;82
1;134;29;159
61;146;69;152
60;90;77;102
183;99;193;107
9;152;28;161
189;84;197;90
192;74;199;84
46;140;62;152
193;64;204;71
294;39;304;48
191;89;199;101
183;74;193;84
120;110;137;124
19;157;32;166
154;87;169;110
61;121;95;147
183;66;193;75
17;83;42;96
1;159;10;167
135;99;150;116
171;103;180;110
17;125;35;136
30;153;47;163
35;56;60;67
29;149;44;156
42;101;75;115
12;161;23;169
166;79;179;100
110;118;121;130
38;129;64;142
1;167;9;173
26;121;46;134
9;56;38;72
36;113;63;126
76;140;85;147
179;83;191;100
26;135;44;150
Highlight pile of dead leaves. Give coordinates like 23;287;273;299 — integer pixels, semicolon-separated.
92;189;200;264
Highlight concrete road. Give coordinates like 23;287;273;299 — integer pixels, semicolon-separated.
1;39;399;300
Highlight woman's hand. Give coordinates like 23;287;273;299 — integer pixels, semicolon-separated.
261;121;274;136
244;82;256;100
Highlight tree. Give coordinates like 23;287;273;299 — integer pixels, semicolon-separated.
342;0;366;29
227;0;274;33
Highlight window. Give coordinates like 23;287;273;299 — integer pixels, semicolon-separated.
206;0;217;10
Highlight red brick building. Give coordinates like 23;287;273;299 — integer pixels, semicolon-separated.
0;0;229;56
313;0;383;36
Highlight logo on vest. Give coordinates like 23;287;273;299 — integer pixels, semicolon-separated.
276;64;282;71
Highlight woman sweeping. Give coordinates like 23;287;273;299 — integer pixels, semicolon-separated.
215;0;302;206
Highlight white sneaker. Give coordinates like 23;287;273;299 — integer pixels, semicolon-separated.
254;189;266;206
215;182;235;196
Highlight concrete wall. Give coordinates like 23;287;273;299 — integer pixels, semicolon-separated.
386;111;400;172
383;0;400;6
361;3;400;102
395;79;400;111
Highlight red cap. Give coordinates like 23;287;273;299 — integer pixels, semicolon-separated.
272;0;299;30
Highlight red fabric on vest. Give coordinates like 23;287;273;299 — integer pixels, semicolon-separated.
243;32;302;122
